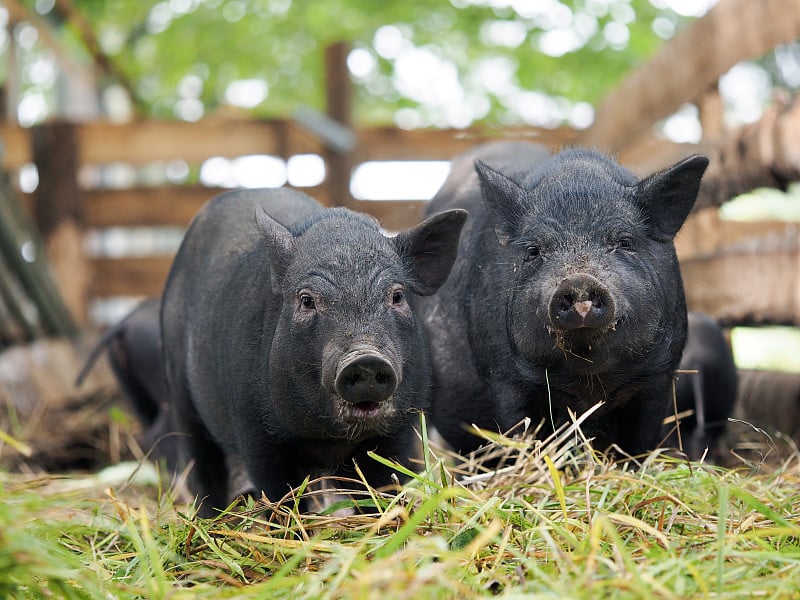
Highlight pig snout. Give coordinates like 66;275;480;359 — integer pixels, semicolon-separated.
335;349;398;407
548;274;616;331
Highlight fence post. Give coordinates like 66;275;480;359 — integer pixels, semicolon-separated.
32;121;88;326
324;41;354;207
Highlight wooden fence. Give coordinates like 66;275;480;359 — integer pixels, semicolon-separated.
1;114;799;328
1;0;799;328
1;118;583;324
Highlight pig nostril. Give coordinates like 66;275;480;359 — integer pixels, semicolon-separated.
559;294;574;312
590;291;605;309
342;370;362;388
335;353;398;405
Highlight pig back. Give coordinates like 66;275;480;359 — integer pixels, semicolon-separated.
429;141;551;215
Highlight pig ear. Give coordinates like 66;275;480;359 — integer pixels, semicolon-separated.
255;207;294;287
636;155;709;240
474;159;525;246
392;209;467;296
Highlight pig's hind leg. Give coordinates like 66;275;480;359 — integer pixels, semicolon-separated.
172;393;230;518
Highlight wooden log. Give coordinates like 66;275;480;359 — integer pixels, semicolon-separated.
89;255;172;298
676;208;800;261
83;185;226;228
32;122;86;327
680;232;800;325
77;118;303;166
324;42;354;207
581;0;800;152
354;126;577;162
618;94;800;210
734;369;800;446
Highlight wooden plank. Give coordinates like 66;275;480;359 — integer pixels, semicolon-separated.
83;185;333;228
84;186;222;228
83;184;421;231
0;125;32;169
90;255;172;298
86;201;425;298
31;122;85;328
581;0;800;152
1;120;580;169
617;95;800;210
681;233;800;325
77;118;303;165
676;207;800;261
324;42;354;207
355;126;578;162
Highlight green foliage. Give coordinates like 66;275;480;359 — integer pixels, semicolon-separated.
17;0;701;126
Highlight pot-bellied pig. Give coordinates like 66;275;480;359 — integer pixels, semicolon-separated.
75;297;178;472
422;141;708;458
669;312;738;461
161;188;466;517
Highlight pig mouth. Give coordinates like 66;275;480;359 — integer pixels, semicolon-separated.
550;320;619;356
336;397;397;425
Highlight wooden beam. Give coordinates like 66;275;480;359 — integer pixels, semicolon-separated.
0;120;580;170
581;0;800;152
681;233;800;325
77;118;302;165
617;94;800;210
32;122;86;327
83;186;223;228
324;42;354;207
82;184;426;231
0;125;31;169
354;126;577;162
676;207;800;261
90;255;172;298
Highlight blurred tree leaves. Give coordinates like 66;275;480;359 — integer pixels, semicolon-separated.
12;0;703;126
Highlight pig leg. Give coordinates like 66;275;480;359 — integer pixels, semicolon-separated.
172;393;230;518
493;379;556;440
687;371;707;458
599;380;673;457
238;443;299;508
341;431;418;492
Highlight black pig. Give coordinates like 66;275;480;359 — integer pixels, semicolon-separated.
669;312;738;461
161;188;466;517
423;142;708;457
76;297;178;472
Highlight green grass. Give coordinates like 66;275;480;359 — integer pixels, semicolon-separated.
1;415;799;599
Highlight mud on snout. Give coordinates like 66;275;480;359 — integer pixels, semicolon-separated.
546;273;620;354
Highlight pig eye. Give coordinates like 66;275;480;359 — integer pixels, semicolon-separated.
299;293;316;310
392;289;405;305
612;237;634;252
524;245;541;261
